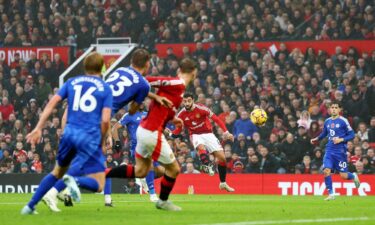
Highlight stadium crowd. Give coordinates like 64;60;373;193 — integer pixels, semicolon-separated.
0;0;374;176
0;0;374;50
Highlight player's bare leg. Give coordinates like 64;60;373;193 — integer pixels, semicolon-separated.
105;157;151;179
340;172;360;188
154;164;166;178
323;168;335;200
156;160;181;211
213;151;235;192
197;145;214;176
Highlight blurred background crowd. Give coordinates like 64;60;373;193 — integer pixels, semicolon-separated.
0;0;374;175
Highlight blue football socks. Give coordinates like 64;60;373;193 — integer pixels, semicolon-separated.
146;170;156;194
54;179;67;192
324;176;333;194
75;177;99;192
27;174;58;209
347;172;354;180
104;178;112;195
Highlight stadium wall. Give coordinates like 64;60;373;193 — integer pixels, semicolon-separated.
155;40;375;58
0;46;70;66
0;174;373;196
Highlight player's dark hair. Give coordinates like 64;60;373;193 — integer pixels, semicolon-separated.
83;52;104;74
330;100;342;108
179;58;197;73
131;48;150;68
183;92;194;99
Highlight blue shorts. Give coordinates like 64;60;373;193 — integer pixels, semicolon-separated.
323;149;348;173
57;125;105;175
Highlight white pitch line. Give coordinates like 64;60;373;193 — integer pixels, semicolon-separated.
0;198;281;205
194;217;371;225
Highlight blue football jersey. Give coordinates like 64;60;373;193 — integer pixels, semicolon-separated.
318;116;355;152
119;111;147;148
105;67;150;113
57;75;113;129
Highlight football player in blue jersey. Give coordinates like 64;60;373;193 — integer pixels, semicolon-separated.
112;103;161;202
105;48;171;115
21;52;113;214
310;100;361;201
41;49;171;211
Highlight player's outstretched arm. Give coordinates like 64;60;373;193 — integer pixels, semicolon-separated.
26;95;62;145
148;92;173;108
311;120;328;144
210;113;233;141
172;117;184;128
111;122;123;142
310;137;319;144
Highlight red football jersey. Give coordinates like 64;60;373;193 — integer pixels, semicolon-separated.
140;76;186;131
176;104;217;135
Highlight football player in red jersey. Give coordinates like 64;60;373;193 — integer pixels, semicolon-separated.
172;93;235;192
106;58;197;211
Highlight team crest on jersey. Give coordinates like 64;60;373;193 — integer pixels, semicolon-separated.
196;113;201;118
331;123;335;128
336;124;340;128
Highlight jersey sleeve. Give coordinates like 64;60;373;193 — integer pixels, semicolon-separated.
103;85;113;109
195;104;213;117
211;114;228;132
318;119;328;140
341;117;355;142
134;81;150;104
146;76;184;87
57;80;69;100
119;113;130;126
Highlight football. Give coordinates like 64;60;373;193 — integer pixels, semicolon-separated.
250;108;268;126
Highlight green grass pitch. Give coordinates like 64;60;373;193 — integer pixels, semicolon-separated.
0;194;374;225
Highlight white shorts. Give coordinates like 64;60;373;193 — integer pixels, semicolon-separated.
135;126;176;164
191;133;223;153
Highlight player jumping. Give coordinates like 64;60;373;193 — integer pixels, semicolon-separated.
172;93;235;192
21;52;113;214
106;58;198;211
310;100;360;201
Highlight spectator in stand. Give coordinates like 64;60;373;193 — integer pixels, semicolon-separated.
357;122;369;141
350;146;363;165
245;155;260;174
281;133;301;172
233;111;257;140
366;78;375;116
184;162;200;174
368;117;375;143
0;97;14;121
20;163;30;174
297;111;312;129
301;155;312;174
259;146;279;173
105;154;118;169
34;75;52;106
139;24;156;51
311;147;323;170
30;152;42;173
